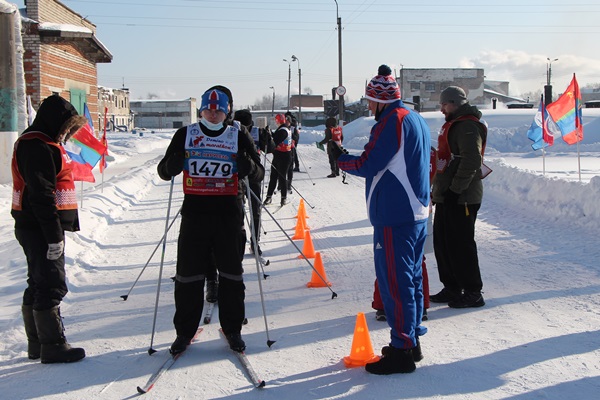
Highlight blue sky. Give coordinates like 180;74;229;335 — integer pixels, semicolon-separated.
19;0;600;108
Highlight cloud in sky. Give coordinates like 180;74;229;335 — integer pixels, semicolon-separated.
460;50;600;96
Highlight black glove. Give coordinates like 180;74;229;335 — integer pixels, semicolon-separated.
237;155;255;178
443;189;460;205
165;151;185;176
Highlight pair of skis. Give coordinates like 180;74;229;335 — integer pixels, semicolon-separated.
136;328;265;394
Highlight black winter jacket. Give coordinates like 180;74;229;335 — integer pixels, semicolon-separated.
157;122;264;219
12;95;81;242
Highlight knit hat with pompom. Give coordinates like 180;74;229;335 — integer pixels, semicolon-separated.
365;65;401;103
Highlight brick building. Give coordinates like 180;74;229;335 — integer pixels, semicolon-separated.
98;86;133;131
20;0;111;129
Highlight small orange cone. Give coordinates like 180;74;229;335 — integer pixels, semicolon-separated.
296;199;309;220
298;230;316;259
343;312;380;368
298;211;310;230
292;214;306;240
306;252;331;287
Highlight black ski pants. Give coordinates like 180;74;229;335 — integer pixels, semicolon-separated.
266;151;292;200
173;213;245;338
433;202;483;293
16;228;68;311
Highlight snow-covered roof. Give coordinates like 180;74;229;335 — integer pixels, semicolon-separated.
38;22;92;34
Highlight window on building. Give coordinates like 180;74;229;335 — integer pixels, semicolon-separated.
425;83;436;92
410;82;420;91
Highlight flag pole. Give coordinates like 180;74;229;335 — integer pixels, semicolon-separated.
577;138;581;182
101;106;108;193
542;147;546;176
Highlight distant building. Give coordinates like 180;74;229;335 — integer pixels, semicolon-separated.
398;68;486;111
581;87;600;103
130;98;197;129
98;87;132;131
20;0;112;125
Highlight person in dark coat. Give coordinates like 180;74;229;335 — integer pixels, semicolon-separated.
11;94;87;364
430;86;487;309
233;108;274;256
263;113;293;206
157;87;264;354
318;117;344;178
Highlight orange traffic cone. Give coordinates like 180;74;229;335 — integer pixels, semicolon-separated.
298;211;310;230
306;252;331;287
343;312;380;368
292;214;306;240
296;199;309;220
298;230;316;259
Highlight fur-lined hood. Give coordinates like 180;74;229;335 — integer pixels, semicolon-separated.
23;95;88;142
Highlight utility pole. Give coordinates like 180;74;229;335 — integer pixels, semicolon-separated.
545;57;558;106
292;55;301;126
283;59;291;111
269;86;275;121
334;0;344;123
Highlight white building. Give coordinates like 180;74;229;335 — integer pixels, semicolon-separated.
130;98;197;129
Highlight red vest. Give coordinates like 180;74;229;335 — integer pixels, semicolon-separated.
435;115;487;173
12;132;77;211
275;127;292;152
331;126;342;145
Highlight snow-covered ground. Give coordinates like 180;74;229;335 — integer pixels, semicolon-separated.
1;110;599;399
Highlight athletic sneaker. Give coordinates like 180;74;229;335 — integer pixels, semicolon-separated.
263;196;272;205
375;309;387;321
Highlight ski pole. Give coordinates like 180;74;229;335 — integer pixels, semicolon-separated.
264;157;315;209
147;177;175;355
244;211;268;279
244;178;276;347
120;206;181;301
249;189;337;299
296;148;315;186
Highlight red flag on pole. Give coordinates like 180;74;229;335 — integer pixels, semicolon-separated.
100;107;109;173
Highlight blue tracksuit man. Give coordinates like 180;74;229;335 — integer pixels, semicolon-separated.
338;99;430;349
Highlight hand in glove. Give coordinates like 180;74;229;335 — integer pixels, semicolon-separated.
315;141;325;151
330;142;348;160
165;151;185;176
47;241;64;260
443;189;460;205
237;155;255;179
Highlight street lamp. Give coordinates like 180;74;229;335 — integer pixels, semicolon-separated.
544;57;558;106
269;86;275;120
283;59;292;111
333;0;344;123
546;57;558;86
291;55;302;126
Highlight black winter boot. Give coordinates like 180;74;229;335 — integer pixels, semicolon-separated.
365;345;416;375
224;332;246;352
22;305;40;360
205;280;218;303
33;306;85;364
170;335;192;355
382;337;423;362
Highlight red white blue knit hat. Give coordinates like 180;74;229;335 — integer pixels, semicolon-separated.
365;65;401;103
200;89;229;114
